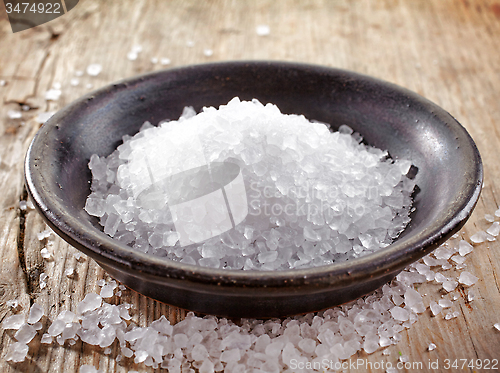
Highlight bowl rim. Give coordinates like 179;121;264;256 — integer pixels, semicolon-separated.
25;60;483;290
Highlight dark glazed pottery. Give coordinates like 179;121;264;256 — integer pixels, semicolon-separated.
25;61;483;318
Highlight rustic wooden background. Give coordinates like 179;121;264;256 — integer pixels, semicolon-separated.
1;0;500;372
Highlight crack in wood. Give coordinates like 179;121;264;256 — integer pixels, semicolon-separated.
458;303;480;359
17;187;35;306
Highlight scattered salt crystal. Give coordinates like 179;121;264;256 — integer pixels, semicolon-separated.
41;333;52;344
27;303;44;324
467;289;476;302
428;342;436;351
74;251;84;261
160;58;171;65
458;240;473;256
485;214;495;222
100;282;117;298
6;299;19;309
458;271;478;286
470;231;486;243
77;293;102;314
127;51;138;61
494;323;500;331
445;311;459;320
86;83;93;89
65;268;75;278
19;201;27;210
7;109;22;119
451;254;466;264
14;324;37;343
86;64;102;76
0;79;6;86
37;229;52;240
97;279;106;287
45;88;61;101
429;301;443;316
3;314;25;330
118;284;126;291
36;111;55;124
151;57;158;64
104;347;112;354
382;349;390;355
80;365;100;373
443;280;458;292
487;222;500;236
434;273;447;283
40;247;53;260
390;307;409;321
5;342;29;362
256;24;270;36
70;78;80;86
203;49;213;57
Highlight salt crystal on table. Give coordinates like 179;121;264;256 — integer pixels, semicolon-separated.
445;311;459;320
429;301;443;316
97;279;106;286
485;213;495;222
127;51;138;61
80;365;100;373
7;109;22;119
86;83;93;89
6;299;19;309
390;307;409;321
45;88;61;101
151;57;158;64
160;58;171;65
14;324;37;343
5;342;29;362
494;323;500;331
100;282;117;298
19;201;27;210
27;303;44;324
467;289;476;302
65;268;75;278
470;231;486;243
86;64;102;76
41;333;52;344
40;247;53;260
0;79;6;86
443;280;458;292
77;293;102;314
434;273;447;283
458;271;478;286
458;240;473;256
70;78;80;86
203;49;213;57
428;342;436;351
486;222;500;236
451;254;466;264
3;314;26;330
256;24;270;36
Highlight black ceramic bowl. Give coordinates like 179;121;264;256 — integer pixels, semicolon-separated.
25;61;482;318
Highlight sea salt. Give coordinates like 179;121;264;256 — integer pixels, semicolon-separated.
458;271;478;286
428;342;436;351
5;342;29;362
203;49;214;57
256;25;270;36
7;109;22;119
494;323;500;331
458;240;473;256
27;303;44;324
85;98;415;271
86;64;102;76
45;88;61;101
160;58;171;65
3;314;25;330
70;78;80;86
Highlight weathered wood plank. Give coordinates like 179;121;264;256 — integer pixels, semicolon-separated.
0;0;499;372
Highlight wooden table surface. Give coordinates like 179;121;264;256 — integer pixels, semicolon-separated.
1;0;500;372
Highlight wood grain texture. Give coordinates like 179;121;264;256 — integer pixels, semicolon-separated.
0;0;499;372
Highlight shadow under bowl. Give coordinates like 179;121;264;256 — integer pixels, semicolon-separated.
25;61;483;318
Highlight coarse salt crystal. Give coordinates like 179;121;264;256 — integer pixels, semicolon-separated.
3;314;25;330
7;109;22;119
27;303;44;324
203;49;213;57
45;88;61;101
428;342;436;351
256;24;270;36
86;64;102;76
494;323;500;331
160;58;171;65
70;78;80;86
458;271;478;286
5;342;29;362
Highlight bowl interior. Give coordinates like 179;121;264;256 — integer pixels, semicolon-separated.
25;61;482;316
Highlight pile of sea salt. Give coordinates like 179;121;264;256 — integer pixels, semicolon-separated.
84;98;415;270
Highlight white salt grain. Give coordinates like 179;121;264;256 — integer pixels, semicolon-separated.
494;323;500;331
3;314;26;330
429;301;443;316
428;342;436;351
127;51;138;61
151;57;158;64
5;342;29;362
458;271;478;286
443;280;458;292
27;303;44;324
0;79;6;86
40;247;53;260
14;324;37;343
487;222;500;236
160;58;171;65
79;365;100;373
45;88;62;101
467;289;476;302
256;24;270;36
77;293;102;314
485;214;495;222
470;231;486;243
458;240;473;256
70;78;80;86
86;64;102;76
7;109;22;119
203;49;214;57
6;299;19;309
